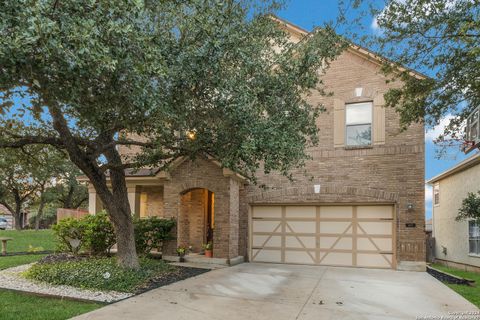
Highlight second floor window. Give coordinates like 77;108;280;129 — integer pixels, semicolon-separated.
346;102;372;147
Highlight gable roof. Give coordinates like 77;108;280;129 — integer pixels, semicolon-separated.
270;15;429;80
427;152;480;184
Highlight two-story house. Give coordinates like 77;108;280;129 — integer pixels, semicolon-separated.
85;17;426;271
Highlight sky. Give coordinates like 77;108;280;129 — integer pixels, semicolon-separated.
277;0;475;219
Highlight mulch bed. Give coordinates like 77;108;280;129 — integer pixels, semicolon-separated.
427;265;475;286
135;265;210;294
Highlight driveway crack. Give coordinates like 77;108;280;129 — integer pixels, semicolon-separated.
295;267;328;320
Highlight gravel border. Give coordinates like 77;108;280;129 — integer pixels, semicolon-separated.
0;264;132;303
0;262;211;303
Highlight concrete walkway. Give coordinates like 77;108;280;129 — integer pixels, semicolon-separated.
73;263;478;320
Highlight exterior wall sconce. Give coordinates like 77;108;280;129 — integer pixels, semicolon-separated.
407;203;414;211
186;130;196;140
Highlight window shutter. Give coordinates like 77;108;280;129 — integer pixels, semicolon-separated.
334;99;345;147
373;93;386;145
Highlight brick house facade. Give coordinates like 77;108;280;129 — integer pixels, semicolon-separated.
85;18;425;271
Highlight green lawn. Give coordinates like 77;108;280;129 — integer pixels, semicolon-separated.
431;263;480;308
0;289;102;320
0;229;56;253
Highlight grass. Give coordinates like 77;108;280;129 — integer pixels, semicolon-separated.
0;289;102;320
431;263;480;308
0;254;46;270
0;229;56;253
26;257;175;293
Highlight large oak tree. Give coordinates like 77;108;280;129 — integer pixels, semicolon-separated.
0;0;345;268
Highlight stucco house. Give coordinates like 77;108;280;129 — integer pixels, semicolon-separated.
427;153;480;272
84;17;426;271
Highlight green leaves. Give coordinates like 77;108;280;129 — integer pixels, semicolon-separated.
0;1;345;182
457;191;480;224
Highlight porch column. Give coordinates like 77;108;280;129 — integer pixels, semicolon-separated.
127;186;141;217
228;178;241;259
88;188;104;214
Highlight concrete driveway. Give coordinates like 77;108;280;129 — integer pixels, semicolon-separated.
74;263;478;320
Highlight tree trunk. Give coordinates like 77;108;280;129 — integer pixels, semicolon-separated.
35;198;46;231
13;194;23;230
94;179;139;269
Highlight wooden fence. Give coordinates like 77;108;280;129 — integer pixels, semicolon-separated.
56;208;90;221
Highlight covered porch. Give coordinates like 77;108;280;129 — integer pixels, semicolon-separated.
85;157;247;261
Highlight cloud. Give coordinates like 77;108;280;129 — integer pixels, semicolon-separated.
425;184;432;203
371;16;380;31
425;114;455;143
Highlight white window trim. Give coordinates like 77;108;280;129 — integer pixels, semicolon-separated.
433;183;440;207
345;101;373;147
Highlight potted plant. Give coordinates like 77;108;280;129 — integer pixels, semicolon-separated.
176;245;189;262
202;242;213;258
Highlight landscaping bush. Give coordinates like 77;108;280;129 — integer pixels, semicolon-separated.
52;212;115;256
52;218;85;254
134;217;176;255
25;257;174;293
82;212;116;255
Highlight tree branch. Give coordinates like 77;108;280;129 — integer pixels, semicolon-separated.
0;136;64;148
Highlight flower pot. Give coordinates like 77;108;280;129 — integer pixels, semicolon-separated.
205;250;213;258
179;256;185;262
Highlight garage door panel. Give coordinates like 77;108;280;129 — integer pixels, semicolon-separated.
357;253;393;268
285;251;316;264
321;252;353;266
286;221;316;234
252;249;281;263
320;222;352;234
320;206;353;218
253;235;281;248
253;220;281;233
285;206;316;218
319;237;353;250
285;236;316;249
251;205;394;269
357;237;392;251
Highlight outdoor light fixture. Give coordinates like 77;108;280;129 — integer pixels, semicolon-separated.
186;130;196;140
407;203;414;211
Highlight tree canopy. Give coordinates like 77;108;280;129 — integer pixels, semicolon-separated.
0;0;345;268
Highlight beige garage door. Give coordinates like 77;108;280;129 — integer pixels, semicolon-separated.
251;205;394;269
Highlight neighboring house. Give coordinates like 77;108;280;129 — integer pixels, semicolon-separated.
83;17;426;271
0;204;14;230
427;153;480;272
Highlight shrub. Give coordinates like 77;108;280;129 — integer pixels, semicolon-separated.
133;217;176;255
52;218;85;255
52;211;115;256
25;257;174;293
82;212;116;256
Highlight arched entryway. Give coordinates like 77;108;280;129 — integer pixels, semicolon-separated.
178;188;215;253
